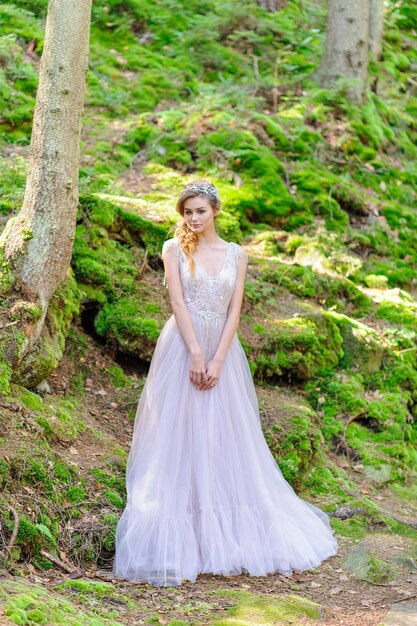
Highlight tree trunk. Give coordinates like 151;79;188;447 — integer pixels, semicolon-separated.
313;0;370;103
0;0;92;392
369;0;384;60
257;0;289;10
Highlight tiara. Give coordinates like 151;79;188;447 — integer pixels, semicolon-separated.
181;181;219;200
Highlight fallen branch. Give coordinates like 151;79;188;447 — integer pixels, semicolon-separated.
6;506;19;555
391;594;417;604
377;509;417;530
0;320;19;330
40;549;77;574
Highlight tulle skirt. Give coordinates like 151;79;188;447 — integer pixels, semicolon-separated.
112;311;337;585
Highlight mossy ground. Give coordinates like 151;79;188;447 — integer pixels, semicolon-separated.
1;0;417;623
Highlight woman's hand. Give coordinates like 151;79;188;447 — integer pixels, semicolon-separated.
197;357;223;391
189;351;207;388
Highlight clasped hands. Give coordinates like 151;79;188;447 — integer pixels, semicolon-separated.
189;352;223;391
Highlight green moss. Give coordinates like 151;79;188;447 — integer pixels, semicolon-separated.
10;269;81;389
365;274;389;288
264;410;321;488
104;490;125;509
54;579;136;612
343;547;398;584
210;590;322;625
253;311;343;382
57;579;116;596
65;485;87;504
52;460;75;483
0;242;15;294
23;459;47;483
79;194;116;228
106;365;131;388
0;342;13;395
114;205;168;257
374;298;417;330
331;517;368;539
17;389;44;411
259;262;371;312
0;578;125;626
95;300;162;361
326;311;385;374
303;465;351;499
102;513;118;552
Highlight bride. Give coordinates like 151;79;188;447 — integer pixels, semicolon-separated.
112;180;337;586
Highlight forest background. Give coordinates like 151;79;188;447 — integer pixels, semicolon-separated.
1;1;417;625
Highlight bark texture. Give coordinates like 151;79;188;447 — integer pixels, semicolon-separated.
314;0;370;102
0;0;92;389
369;0;384;60
257;0;289;10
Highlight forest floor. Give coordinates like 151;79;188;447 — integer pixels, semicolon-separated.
2;325;417;626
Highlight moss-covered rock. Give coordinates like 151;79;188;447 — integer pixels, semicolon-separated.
210;590;322;625
342;544;398;584
0;578;125;626
94;299;163;361
251;310;343;382
326;311;386;374
258;261;371;312
260;390;323;488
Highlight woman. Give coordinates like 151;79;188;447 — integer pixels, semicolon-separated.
112;180;337;586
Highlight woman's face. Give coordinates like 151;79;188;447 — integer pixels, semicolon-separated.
183;195;217;234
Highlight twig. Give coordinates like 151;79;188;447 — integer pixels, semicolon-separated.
253;55;260;81
391;594;417;604
0;320;19;330
6;506;19;555
40;549;77;574
344;411;368;432
139;249;149;279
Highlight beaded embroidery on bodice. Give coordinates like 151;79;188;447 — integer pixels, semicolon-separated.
162;238;240;318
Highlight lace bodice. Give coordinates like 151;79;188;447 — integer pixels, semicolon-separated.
162;238;246;319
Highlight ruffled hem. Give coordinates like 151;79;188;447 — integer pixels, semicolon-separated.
112;502;337;586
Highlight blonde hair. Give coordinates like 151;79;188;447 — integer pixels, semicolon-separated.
174;180;221;274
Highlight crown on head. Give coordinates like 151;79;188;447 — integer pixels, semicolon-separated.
181;181;219;201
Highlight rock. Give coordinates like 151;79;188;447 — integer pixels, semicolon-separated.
35;379;52;393
326;311;385;374
331;506;368;519
378;600;417;625
99;454;125;468
342;544;398;585
363;464;392;484
294;243;327;270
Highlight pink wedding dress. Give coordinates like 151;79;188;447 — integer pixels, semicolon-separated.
112;238;337;585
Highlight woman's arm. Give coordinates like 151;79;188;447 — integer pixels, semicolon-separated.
199;245;248;390
162;240;207;387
